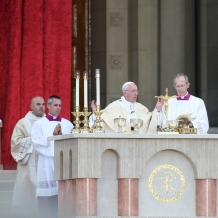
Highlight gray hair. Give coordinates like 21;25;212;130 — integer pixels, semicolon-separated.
47;95;61;105
173;73;189;85
122;82;134;92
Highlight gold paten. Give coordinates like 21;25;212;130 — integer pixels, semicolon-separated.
124;131;134;134
148;164;185;203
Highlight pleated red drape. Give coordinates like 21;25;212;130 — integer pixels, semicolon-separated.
0;0;72;169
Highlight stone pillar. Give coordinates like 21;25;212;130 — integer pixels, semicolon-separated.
58;179;97;217
106;0;129;105
91;0;107;107
137;0;159;110
160;0;195;95
196;179;216;216
118;179;139;216
196;0;218;127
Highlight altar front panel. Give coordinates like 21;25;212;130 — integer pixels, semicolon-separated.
50;134;218;217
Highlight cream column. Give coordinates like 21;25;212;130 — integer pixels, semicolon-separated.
137;0;159;110
160;0;195;95
106;0;128;105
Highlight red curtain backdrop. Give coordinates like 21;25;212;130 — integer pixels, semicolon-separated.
0;0;72;169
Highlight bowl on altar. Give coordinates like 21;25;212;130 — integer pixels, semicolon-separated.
114;116;126;133
168;120;181;128
130;118;143;134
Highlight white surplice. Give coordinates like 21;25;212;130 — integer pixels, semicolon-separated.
162;95;209;134
31;116;73;197
11;111;45;216
90;96;159;133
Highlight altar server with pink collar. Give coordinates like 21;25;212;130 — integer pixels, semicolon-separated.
31;95;73;218
165;73;209;134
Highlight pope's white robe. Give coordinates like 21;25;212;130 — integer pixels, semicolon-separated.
161;95;209;134
11;111;44;216
90;96;158;133
31;117;73;197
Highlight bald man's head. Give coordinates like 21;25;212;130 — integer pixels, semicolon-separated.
30;96;45;117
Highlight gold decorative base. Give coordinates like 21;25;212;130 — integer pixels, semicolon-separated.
71;128;81;133
176;128;197;134
158;126;178;134
92;128;105;133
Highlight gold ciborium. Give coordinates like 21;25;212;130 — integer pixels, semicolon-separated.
114;116;126;133
130;118;143;134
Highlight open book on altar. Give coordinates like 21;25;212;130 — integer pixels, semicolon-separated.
176;112;195;121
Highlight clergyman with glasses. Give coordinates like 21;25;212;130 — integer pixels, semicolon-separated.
90;82;164;133
159;73;209;134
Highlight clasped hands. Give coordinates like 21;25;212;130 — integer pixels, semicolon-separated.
53;123;62;135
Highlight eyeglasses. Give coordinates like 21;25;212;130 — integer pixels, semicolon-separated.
175;84;187;88
125;90;139;94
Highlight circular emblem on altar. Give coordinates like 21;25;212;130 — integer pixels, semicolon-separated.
148;164;185;202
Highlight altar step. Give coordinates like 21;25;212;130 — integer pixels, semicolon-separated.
0;170;16;217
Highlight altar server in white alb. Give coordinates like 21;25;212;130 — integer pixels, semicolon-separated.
11;96;45;217
161;73;209;134
31;95;73;218
90;82;164;133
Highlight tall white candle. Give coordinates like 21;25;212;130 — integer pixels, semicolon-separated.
75;70;80;106
95;69;100;105
83;71;88;107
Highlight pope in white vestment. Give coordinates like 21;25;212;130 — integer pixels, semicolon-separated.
11;96;45;217
90;82;164;133
31;114;73;197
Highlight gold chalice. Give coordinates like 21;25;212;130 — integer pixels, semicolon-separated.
114;116;126;133
130;118;143;134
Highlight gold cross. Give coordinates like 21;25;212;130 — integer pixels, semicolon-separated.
155;88;178;127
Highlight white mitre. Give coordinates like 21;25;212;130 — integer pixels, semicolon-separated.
122;81;134;91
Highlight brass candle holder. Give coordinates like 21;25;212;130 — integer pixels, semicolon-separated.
80;107;92;133
92;105;105;133
71;106;82;133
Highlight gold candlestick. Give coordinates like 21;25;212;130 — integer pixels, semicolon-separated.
92;105;105;133
80;107;92;133
71;106;82;133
